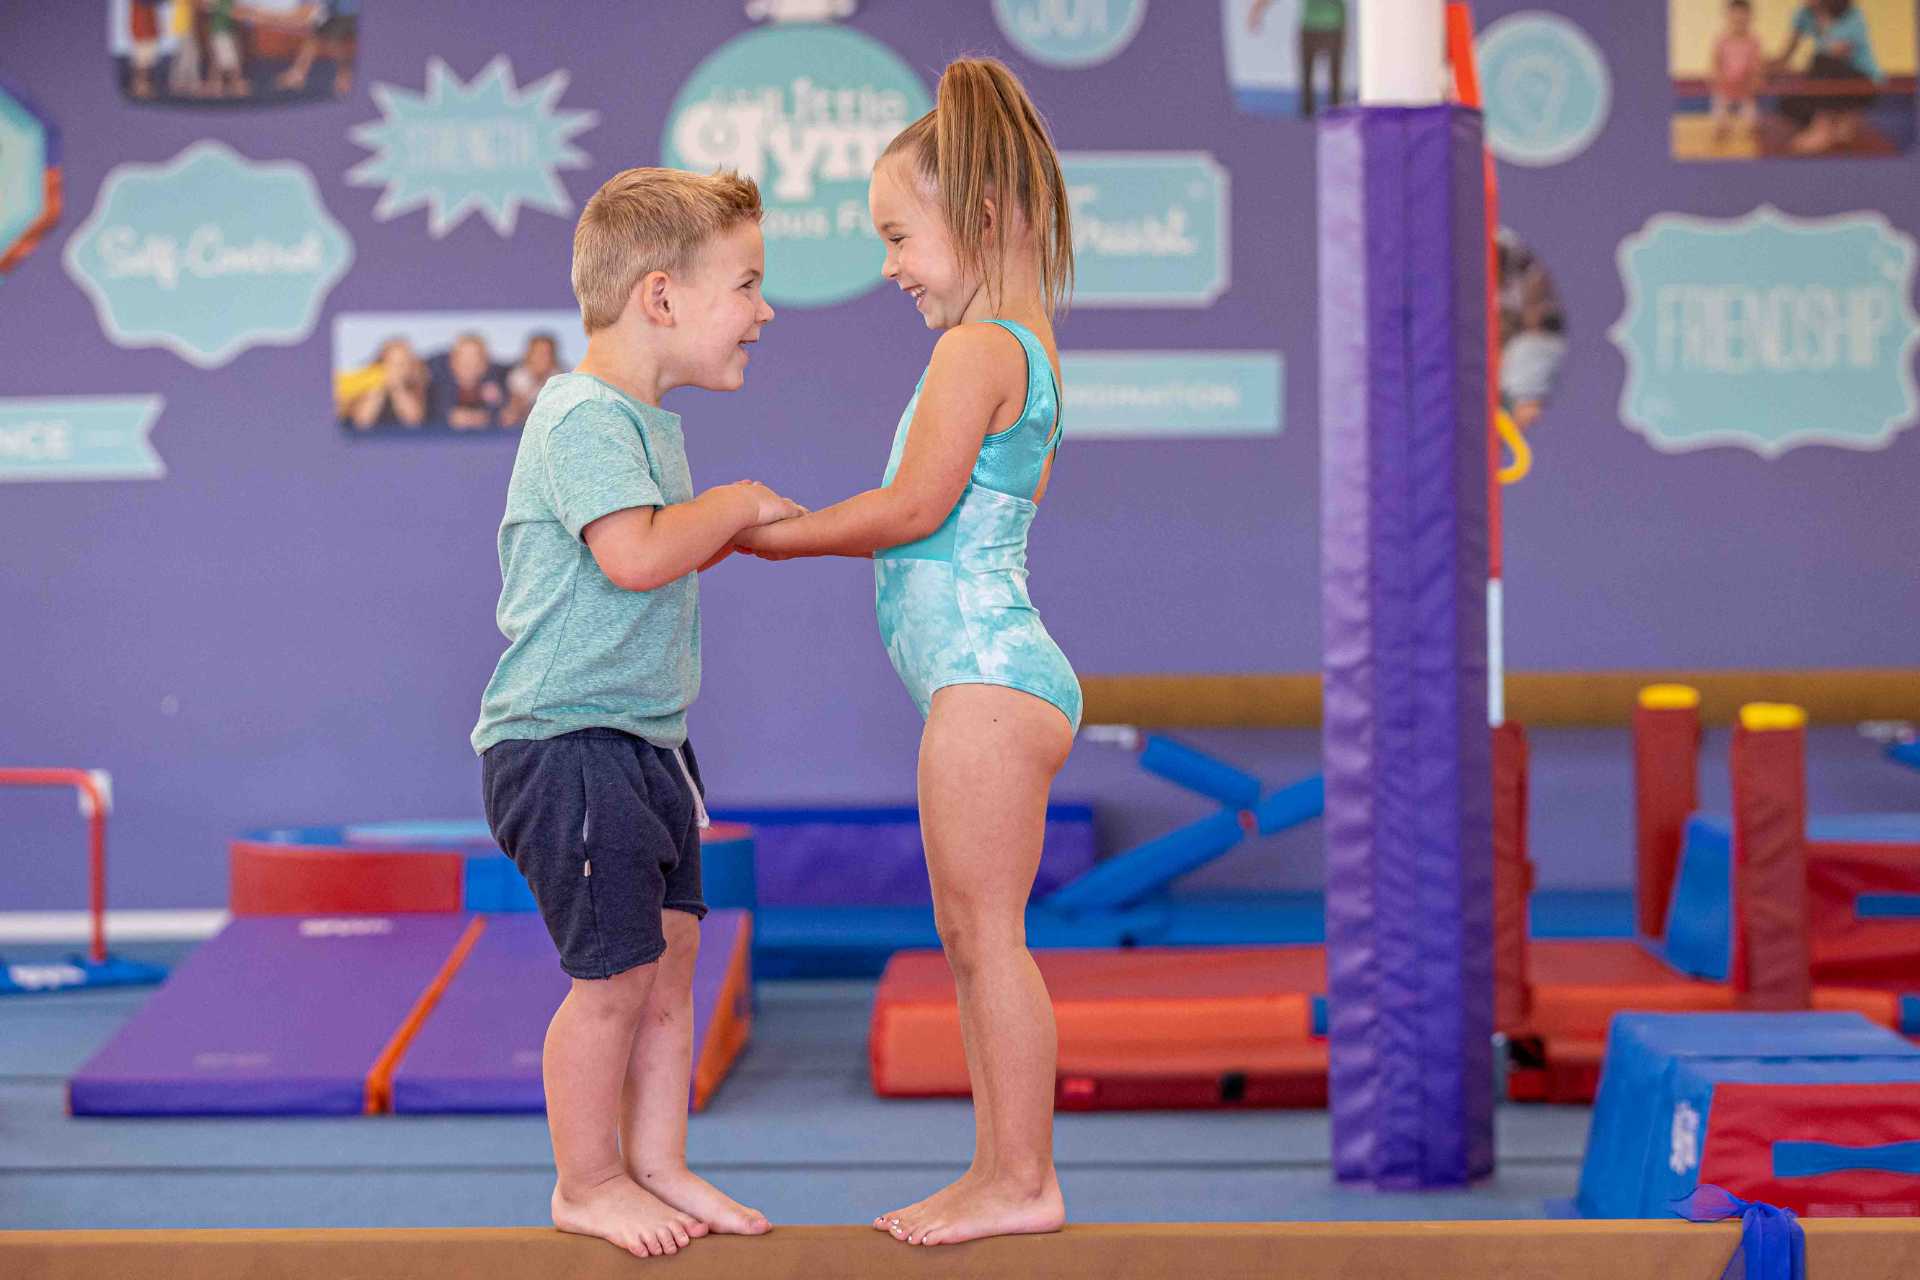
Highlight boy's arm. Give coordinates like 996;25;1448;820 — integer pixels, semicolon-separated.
735;327;1016;560
584;483;793;592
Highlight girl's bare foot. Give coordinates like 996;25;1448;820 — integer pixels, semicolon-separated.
551;1173;705;1258
888;1170;1065;1247
873;1169;979;1233
634;1164;769;1235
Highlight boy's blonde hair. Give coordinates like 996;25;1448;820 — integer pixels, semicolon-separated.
571;167;763;333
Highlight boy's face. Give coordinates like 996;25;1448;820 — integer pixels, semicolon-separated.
670;221;774;393
871;158;971;331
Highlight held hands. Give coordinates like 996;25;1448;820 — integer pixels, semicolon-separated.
728;480;807;527
725;480;807;562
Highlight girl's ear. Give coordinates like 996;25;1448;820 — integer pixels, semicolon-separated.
981;195;997;245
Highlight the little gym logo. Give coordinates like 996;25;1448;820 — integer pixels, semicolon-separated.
664;25;931;308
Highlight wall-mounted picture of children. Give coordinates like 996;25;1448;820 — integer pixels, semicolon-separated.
112;0;360;107
1670;0;1915;159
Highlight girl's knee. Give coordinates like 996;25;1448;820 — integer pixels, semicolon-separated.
935;910;1025;971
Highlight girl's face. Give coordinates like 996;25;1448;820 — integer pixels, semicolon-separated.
870;157;977;331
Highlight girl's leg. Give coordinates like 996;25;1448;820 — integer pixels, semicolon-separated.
620;910;769;1234
544;962;700;1258
884;684;1073;1247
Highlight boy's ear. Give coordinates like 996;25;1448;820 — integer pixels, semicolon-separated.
635;270;674;326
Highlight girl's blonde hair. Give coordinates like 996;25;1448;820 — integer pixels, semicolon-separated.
571;167;763;333
882;57;1074;317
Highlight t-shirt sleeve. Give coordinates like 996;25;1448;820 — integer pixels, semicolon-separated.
542;402;665;539
1792;9;1816;38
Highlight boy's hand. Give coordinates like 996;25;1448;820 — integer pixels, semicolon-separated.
726;480;807;527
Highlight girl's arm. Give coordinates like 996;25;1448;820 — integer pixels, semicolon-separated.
738;325;1022;560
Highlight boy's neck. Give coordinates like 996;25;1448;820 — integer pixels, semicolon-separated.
576;330;670;408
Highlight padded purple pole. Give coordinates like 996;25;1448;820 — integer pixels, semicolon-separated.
1318;104;1493;1188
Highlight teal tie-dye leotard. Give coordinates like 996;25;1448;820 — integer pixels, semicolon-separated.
874;319;1083;731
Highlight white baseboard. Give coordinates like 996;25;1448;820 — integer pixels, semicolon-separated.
0;910;229;945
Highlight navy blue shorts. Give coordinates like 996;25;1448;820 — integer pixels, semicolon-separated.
482;729;708;980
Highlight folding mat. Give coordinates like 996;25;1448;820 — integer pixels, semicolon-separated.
389;910;752;1114
871;945;1329;1109
70;910;752;1116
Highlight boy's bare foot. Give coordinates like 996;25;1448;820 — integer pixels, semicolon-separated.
887;1171;1065;1247
634;1165;770;1235
552;1172;705;1258
873;1169;979;1232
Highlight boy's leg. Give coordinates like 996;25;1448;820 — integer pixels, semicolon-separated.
483;732;707;1258
884;684;1071;1248
546;963;701;1257
620;909;769;1233
619;739;770;1235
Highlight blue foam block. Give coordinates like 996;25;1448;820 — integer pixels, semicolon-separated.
1138;736;1265;809
1253;775;1326;835
1040;808;1248;913
1662;815;1732;980
1576;1012;1920;1218
1888;742;1920;773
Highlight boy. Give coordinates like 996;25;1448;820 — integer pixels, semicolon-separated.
473;167;795;1258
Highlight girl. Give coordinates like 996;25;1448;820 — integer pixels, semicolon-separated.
735;57;1077;1248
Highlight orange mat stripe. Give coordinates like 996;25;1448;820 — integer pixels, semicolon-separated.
363;916;488;1115
692;914;753;1111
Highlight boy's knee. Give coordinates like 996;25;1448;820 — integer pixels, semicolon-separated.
568;961;657;1016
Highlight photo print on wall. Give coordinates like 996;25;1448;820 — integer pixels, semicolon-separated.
1669;0;1916;160
110;0;362;107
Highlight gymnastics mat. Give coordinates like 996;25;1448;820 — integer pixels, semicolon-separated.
68;914;479;1116
389;909;752;1114
1507;939;1737;1104
871;945;1328;1107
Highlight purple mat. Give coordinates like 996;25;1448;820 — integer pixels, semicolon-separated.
68;914;474;1116
714;805;1096;906
390;909;749;1113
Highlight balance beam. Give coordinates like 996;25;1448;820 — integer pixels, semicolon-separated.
7;1221;1920;1280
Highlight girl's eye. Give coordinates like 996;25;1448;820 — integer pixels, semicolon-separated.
888;236;905;245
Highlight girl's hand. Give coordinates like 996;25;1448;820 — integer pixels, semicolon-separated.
735;522;799;561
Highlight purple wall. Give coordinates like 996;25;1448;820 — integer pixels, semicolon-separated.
4;3;1919;911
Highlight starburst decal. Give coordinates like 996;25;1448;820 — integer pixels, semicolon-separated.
348;56;598;238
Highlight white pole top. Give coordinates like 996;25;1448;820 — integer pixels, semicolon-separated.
1359;0;1447;106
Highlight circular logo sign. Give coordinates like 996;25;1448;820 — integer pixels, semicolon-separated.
1475;12;1610;167
663;26;931;308
993;0;1148;68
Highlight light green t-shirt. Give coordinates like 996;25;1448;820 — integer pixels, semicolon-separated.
1302;0;1346;33
471;373;699;754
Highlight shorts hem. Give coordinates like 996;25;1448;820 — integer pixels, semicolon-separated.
562;940;667;981
664;900;710;921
